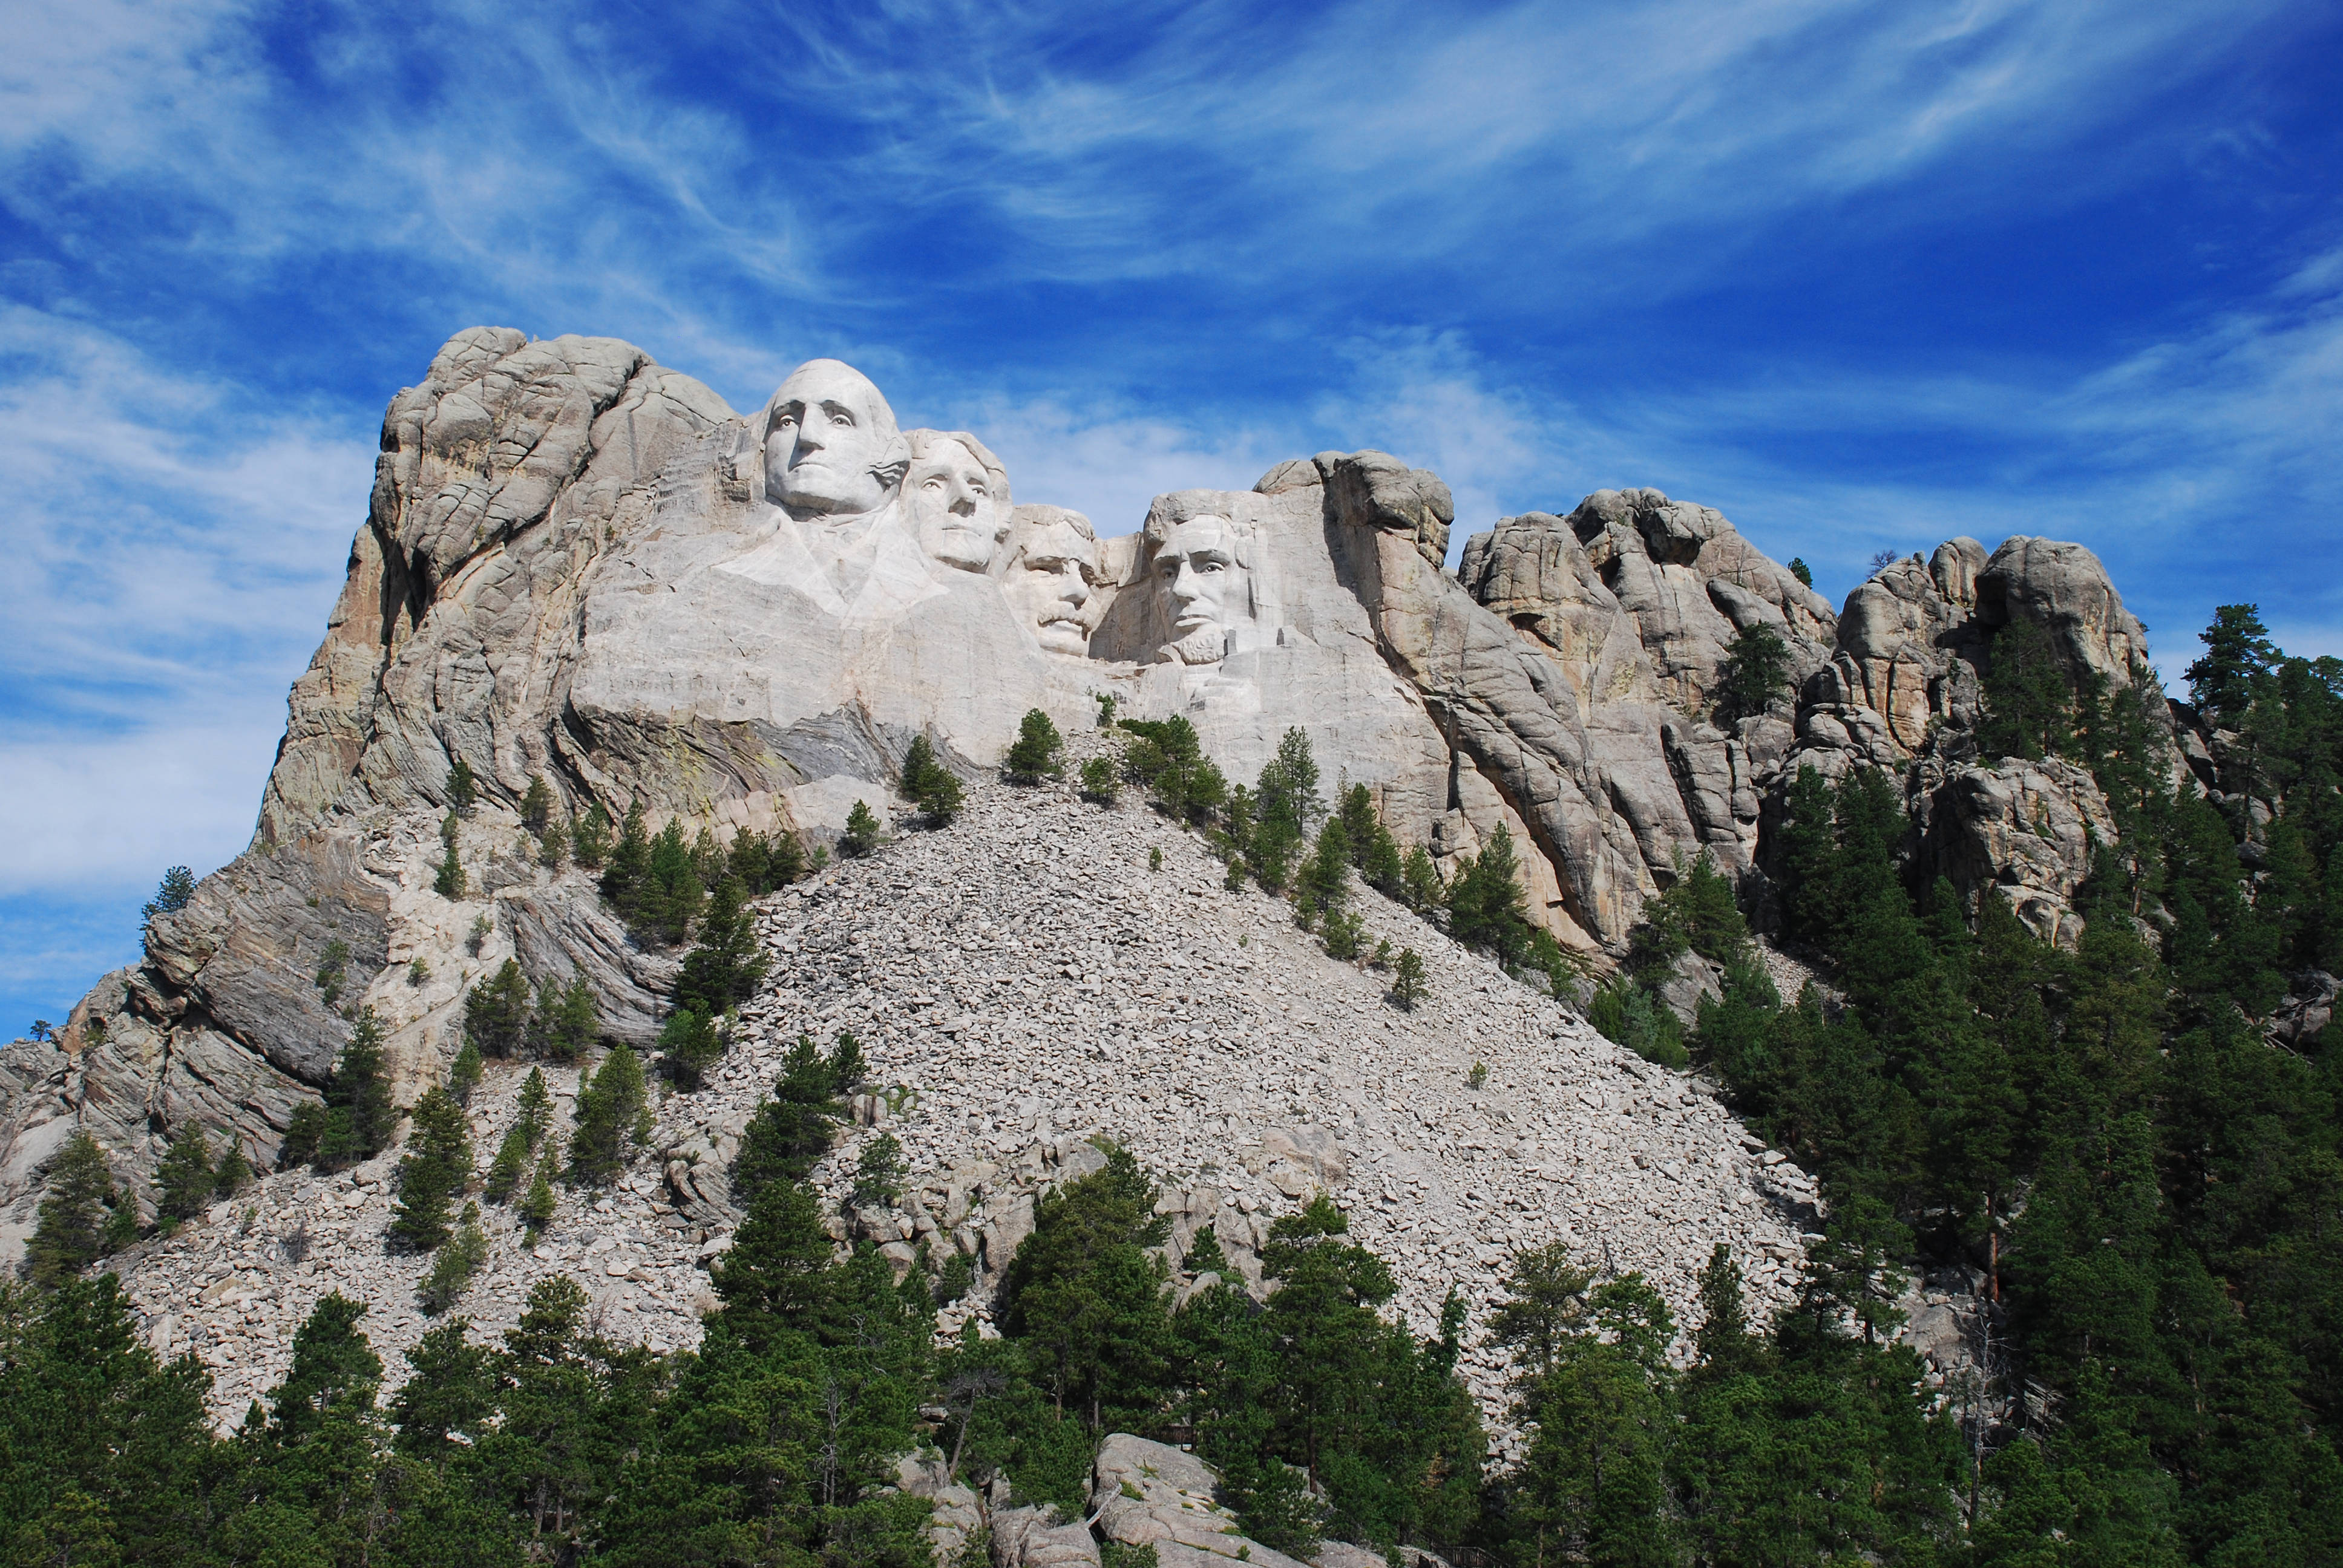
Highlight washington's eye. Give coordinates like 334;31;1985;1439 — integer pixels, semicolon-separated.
924;478;947;490
831;413;853;426
775;415;796;430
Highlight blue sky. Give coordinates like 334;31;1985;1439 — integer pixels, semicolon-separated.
2;0;2340;1034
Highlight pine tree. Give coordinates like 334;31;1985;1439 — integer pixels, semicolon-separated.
1390;947;1426;1010
640;818;706;944
660;1006;724;1091
725;825;804;890
392;1086;474;1251
449;1037;484;1105
901;733;967;825
1715;622;1793;719
998;1142;1173;1431
601;800;652;912
464;958;532;1057
850;1133;906;1209
673;875;766;1018
1250;727;1320;889
1688;1244;1761;1381
572;801;613;870
2184;603;2276;722
434;811;467;898
732;1033;848;1201
1788;556;1812;587
1447;822;1535;967
152;1124;215;1221
418;1203;490;1313
711;1177;839;1338
1979;617;2074;760
1080;754;1121;803
304;1007;399;1171
484;1123;534;1204
1400;844;1443;910
25;1132;123;1284
840;799;882;858
540;976;601;1062
537;814;569;867
390;1319;499;1459
519;774;555;831
213;1132;252;1197
517;1146;559;1233
569;1045;650;1185
1295;818;1352;929
1004;708;1066;782
142;864;197;924
447;756;477;812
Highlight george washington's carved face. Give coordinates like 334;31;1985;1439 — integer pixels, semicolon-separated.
906;436;1006;572
762;359;900;518
1153;514;1243;665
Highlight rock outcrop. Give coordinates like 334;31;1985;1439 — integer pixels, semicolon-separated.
1;326;2181;1320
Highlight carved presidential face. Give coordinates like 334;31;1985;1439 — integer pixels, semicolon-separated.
763;359;900;518
906;437;1007;572
1006;518;1101;655
1153;514;1244;665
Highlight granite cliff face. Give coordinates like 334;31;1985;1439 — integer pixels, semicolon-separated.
1;327;2174;1276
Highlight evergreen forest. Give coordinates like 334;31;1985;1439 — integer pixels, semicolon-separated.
7;610;2343;1565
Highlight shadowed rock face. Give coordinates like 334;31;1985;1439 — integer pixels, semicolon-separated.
2;328;2180;1244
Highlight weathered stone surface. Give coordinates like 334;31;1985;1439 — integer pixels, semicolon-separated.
895;1451;985;1564
1093;1434;1310;1568
1915;758;2116;947
4;325;2183;1424
1978;536;2158;696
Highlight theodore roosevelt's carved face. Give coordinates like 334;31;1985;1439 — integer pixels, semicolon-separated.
906;435;1006;572
1005;513;1101;655
1154;514;1243;665
762;359;900;518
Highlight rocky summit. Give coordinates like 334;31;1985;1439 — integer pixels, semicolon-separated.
1;327;2177;1426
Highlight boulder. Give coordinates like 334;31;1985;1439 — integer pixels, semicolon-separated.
1092;1434;1311;1568
894;1452;985;1566
992;1508;1101;1568
1916;758;2115;948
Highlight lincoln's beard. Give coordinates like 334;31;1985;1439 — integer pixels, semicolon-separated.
1164;624;1227;665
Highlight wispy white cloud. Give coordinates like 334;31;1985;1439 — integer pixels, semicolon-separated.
0;0;2336;1030
0;304;365;897
0;304;368;721
0;722;276;893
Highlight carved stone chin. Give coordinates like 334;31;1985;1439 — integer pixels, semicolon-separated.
1162;626;1228;665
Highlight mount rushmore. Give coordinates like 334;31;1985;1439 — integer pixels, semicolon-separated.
0;325;2172;1295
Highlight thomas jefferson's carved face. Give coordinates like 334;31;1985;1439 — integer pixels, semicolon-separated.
907;437;1006;572
1154;515;1243;665
763;360;897;517
1006;519;1100;655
